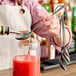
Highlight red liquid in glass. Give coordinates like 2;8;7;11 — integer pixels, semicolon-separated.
13;55;40;76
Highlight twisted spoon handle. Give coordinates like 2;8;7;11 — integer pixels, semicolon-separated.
59;16;70;70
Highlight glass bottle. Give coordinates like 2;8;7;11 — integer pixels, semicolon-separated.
64;0;72;12
72;7;76;35
41;0;52;13
64;0;72;29
40;38;50;61
66;11;72;30
50;0;59;12
50;45;56;59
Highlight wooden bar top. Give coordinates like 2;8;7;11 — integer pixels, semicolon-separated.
0;64;76;76
41;64;76;76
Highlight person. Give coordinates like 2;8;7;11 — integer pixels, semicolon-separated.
0;0;72;70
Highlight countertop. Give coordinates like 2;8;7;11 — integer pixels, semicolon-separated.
0;64;76;76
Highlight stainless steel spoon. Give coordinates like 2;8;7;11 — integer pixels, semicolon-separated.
16;5;65;40
16;23;41;40
9;30;21;35
59;16;70;70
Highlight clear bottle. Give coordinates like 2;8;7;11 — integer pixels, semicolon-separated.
50;45;56;59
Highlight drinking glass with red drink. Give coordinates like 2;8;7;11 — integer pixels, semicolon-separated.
13;35;40;76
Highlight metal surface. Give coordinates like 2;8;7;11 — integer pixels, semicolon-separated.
59;16;70;70
9;30;21;35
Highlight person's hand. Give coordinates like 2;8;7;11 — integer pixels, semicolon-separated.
41;15;70;47
41;15;60;37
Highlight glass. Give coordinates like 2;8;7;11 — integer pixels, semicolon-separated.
40;38;50;61
72;7;76;35
13;40;40;76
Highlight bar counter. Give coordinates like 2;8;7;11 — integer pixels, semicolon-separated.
0;64;76;76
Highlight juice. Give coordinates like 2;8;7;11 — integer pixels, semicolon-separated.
13;55;40;76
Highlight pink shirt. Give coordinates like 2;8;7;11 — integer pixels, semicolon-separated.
0;0;72;52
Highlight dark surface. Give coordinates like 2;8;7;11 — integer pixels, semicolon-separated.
40;54;76;71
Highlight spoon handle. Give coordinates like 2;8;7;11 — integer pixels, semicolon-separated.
9;30;21;34
59;15;70;70
53;5;64;15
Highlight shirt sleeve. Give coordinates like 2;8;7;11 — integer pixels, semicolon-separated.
24;0;72;52
24;0;51;39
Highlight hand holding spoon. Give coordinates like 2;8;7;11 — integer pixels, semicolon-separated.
16;5;65;40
